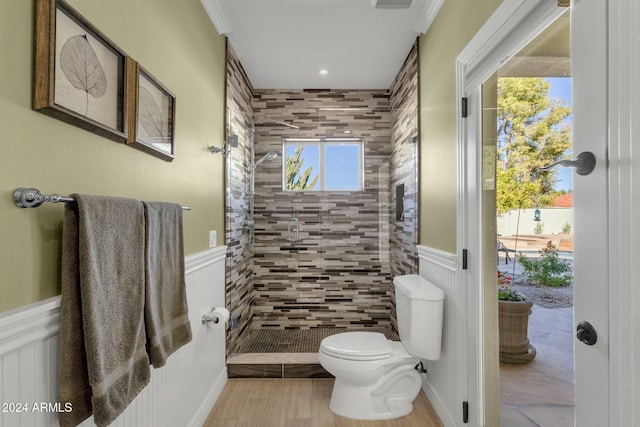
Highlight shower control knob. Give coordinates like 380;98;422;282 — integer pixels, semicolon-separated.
576;321;597;346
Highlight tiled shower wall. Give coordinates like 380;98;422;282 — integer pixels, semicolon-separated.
225;42;254;353
224;40;419;336
251;90;394;329
389;41;420;331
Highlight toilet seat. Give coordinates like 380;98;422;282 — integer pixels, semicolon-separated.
320;332;392;361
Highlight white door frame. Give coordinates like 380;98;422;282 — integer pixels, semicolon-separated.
455;1;572;425
455;0;640;424
607;1;640;425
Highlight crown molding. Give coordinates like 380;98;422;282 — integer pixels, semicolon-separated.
413;0;445;34
201;0;232;35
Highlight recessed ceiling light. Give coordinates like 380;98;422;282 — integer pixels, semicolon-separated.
318;69;329;76
344;130;352;134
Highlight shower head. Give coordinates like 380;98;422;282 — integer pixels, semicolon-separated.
253;152;278;168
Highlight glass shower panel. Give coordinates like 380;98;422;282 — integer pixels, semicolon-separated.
225;107;253;354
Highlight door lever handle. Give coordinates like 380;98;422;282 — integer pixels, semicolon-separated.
539;151;596;176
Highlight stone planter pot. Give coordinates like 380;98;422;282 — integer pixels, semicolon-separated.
498;299;536;364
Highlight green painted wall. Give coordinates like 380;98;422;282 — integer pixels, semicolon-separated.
0;0;226;313
418;0;502;252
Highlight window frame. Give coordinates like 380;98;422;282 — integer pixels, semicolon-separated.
282;137;364;192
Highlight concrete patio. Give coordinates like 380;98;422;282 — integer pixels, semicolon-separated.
500;305;574;426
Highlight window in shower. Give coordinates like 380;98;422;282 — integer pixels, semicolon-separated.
283;138;363;191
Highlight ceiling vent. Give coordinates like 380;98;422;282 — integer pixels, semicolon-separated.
371;0;413;9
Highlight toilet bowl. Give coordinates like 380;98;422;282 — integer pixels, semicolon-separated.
318;274;444;420
319;332;423;420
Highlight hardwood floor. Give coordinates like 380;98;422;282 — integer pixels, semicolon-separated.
204;379;443;427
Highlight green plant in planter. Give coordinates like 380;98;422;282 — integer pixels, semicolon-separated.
518;243;573;296
497;270;535;363
498;285;526;301
497;271;526;301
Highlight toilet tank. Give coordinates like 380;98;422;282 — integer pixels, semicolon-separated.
394;274;444;360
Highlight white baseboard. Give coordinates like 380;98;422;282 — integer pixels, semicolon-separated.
423;379;457;426
188;367;228;427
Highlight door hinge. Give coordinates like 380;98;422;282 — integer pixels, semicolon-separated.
461;97;468;118
463;401;469;423
462;249;468;270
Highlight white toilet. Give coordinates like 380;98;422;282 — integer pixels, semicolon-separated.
318;274;444;420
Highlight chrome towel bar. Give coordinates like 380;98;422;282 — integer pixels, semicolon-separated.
13;188;192;210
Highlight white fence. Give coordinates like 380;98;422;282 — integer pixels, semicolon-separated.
497;208;573;236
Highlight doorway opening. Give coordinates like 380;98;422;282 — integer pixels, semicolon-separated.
482;11;575;426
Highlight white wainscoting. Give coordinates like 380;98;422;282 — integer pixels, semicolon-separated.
0;246;227;427
417;245;459;427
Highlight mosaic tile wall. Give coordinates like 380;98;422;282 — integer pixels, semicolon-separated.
251;89;394;329
225;42;255;354
389;41;420;331
224;41;419;337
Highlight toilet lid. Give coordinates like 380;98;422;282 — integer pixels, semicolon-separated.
320;332;392;361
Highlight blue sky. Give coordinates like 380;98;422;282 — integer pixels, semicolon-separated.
325;144;360;190
546;77;573;192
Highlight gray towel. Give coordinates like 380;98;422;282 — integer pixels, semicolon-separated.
59;195;150;427
143;202;192;368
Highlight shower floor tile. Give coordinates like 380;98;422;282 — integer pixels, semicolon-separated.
238;327;399;353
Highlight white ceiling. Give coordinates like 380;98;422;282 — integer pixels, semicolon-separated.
201;0;443;90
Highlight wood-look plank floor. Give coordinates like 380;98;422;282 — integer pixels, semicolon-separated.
204;379;443;427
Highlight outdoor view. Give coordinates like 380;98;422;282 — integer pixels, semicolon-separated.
496;73;576;426
284;140;362;191
496;76;574;309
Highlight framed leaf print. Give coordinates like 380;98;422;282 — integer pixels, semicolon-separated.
33;0;130;142
126;63;176;161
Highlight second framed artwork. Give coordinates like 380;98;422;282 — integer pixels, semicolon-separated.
127;62;176;161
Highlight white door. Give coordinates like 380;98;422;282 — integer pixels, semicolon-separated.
571;0;609;425
459;0;610;425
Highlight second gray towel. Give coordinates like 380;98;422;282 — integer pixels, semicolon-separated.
143;201;192;368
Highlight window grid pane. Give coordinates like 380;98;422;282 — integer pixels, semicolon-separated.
283;138;363;192
284;142;320;191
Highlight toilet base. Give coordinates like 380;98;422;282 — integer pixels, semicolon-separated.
328;363;422;420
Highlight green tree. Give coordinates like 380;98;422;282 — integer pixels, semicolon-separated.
496;78;571;213
286;146;319;190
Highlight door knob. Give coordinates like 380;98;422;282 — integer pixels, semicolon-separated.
576;321;598;345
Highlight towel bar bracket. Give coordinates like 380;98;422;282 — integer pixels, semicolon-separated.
14;188;74;208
